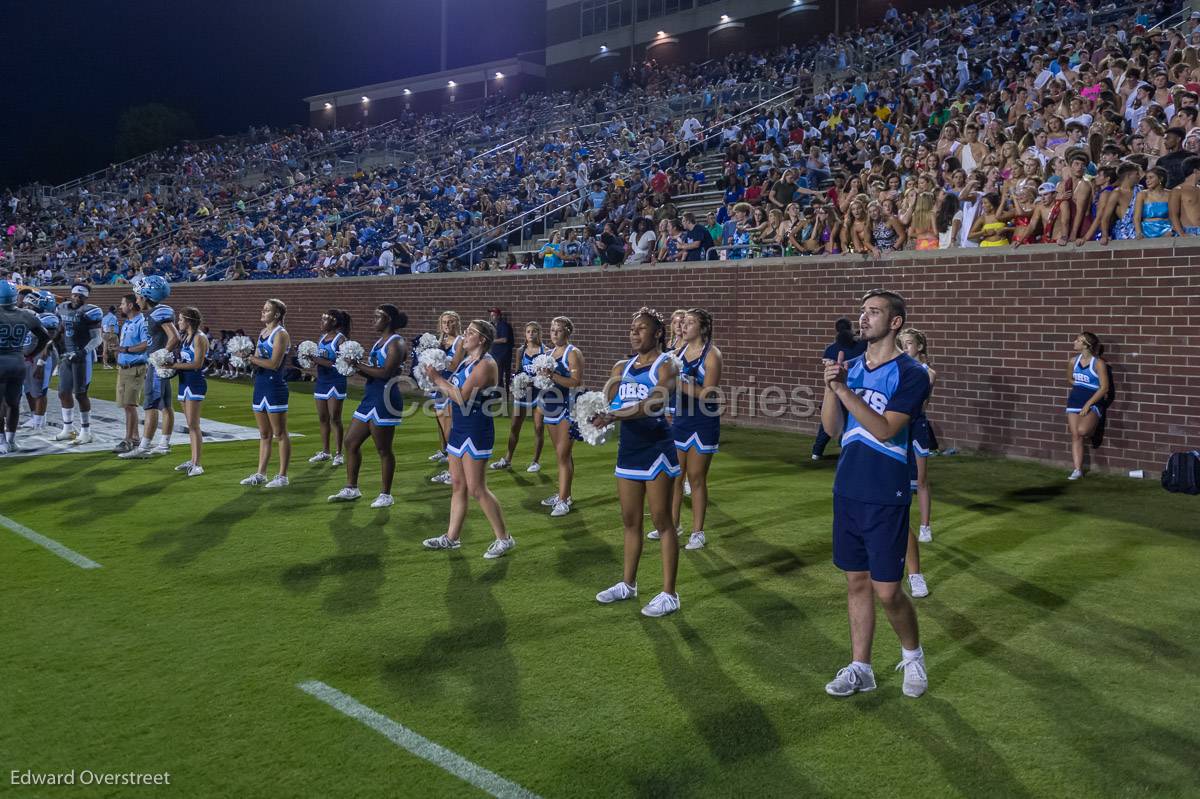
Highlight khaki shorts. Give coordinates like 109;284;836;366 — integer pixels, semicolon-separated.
117;364;146;407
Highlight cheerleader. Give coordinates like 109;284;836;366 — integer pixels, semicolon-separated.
1065;332;1109;480
592;307;682;618
491;321;546;472
328;305;408;508
422;319;514;558
309;309;351;466
668;309;687;352
537;316;583;517
241;298;291;488
172;307;208;477
898;328;937;599
666;308;692;498
657;308;722;551
429;311;465;484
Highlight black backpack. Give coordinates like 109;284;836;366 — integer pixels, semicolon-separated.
1161;451;1200;495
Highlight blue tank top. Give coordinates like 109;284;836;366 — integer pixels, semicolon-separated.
317;332;344;383
366;334;403;385
674;341;718;418
451;355;500;422
257;326;286;376
1072;354;1101;391
180;334;207;374
519;343;547;375
610;351;671;438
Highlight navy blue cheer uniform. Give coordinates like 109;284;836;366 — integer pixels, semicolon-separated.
252;325;289;413
513;344;547;410
432;335;462;411
447;355;499;459
176;334;208;402
353;334;404;427
612;352;681;481
909;362;938;458
314;332;347;400
832;353;928;582
1066;354;1103;417
671;341;720;454
539;344;577;424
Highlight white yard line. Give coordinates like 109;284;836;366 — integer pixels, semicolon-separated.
297;680;541;799
0;513;102;569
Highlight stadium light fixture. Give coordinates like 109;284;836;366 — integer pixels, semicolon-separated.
495;71;504;78
720;14;730;22
403;88;412;95
324;102;332;109
657;30;667;37
448;80;456;87
600;44;608;52
361;96;369;103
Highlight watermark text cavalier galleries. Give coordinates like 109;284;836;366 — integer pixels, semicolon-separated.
10;769;171;787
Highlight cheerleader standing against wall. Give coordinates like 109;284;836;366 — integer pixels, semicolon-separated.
491;321;547;472
1065;332;1109;480
309;309;351;466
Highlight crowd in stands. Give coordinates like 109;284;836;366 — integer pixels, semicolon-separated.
2;0;1195;282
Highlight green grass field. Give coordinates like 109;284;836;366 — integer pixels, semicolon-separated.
3;371;1199;798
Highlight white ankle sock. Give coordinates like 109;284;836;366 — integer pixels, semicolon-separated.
901;646;923;662
61;408;73;425
852;660;873;674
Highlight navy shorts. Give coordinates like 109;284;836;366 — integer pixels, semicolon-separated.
832;495;910;582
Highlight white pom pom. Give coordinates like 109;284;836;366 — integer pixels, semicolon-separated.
414;347;448;392
296;340;319;369
148;348;177;379
667;351;685;376
573;391;613;446
531;353;557;390
334;340;365;377
227;335;254;358
416;332;440;352
510;371;533;397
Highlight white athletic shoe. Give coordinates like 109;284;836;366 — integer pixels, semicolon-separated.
370;493;394;508
596;581;637;604
641;592;681;618
264;475;290;489
896;656;928;698
309;451;331;463
918;525;933;543
550;498;572;517
526;461;541;473
430;471;452;484
825;665;876;697
685;531;707;550
0;440;7;455
909;573;930;598
118;446;154;460
53;428;77;442
423;534;461;550
646;529;661;540
483;536;516;559
540;493;559;507
683;478;692;497
73;430;94;445
1068;469;1084;480
152;442;171;455
428;450;448;462
187;465;205;477
240;472;267;486
328;487;362;502
174;460;194;472
811;454;821;461
331;454;344;466
489;457;511;470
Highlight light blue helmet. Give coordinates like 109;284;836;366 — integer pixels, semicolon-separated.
0;281;16;307
35;290;58;313
135;274;171;303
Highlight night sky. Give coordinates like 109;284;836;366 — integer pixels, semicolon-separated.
1;0;545;187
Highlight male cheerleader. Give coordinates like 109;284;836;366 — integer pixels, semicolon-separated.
820;289;929;698
1;282;51;454
53;285;104;444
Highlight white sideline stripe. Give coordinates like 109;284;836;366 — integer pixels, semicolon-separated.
0;513;102;569
297;680;541;799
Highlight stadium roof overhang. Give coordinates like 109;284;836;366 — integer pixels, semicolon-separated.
302;57;545;111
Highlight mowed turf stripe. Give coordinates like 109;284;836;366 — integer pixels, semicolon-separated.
0;512;102;570
297;680;542;799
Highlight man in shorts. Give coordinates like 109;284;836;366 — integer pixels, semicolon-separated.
113;293;149;454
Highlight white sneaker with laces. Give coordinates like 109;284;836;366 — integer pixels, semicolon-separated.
264;475;289;489
550;498;572;517
909;573;930;598
152;442;171;455
423;534;461;550
430;471;452;484
683;479;692;497
119;446;154;460
187;465;205;477
896;656;928;698
685;531;706;550
596;581;637;604
240;473;267;486
540;493;559;507
328;487;362;502
646;529;661;540
483;536;515;559
526;461;541;473
1068;469;1083;480
53;428;77;442
73;431;94;445
174;460;194;472
429;450;448;462
825;665;877;697
918;525;933;543
309;451;331;463
641;592;681;617
489;457;511;470
332;454;344;466
370;493;394;508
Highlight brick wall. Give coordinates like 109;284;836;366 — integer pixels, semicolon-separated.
86;239;1200;475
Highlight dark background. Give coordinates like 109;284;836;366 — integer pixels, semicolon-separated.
0;0;545;187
